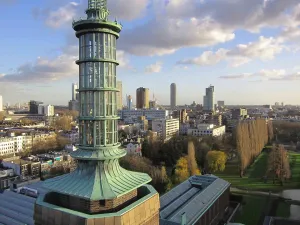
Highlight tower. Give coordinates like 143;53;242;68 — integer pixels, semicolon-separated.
34;1;159;224
72;83;78;101
203;85;215;112
170;83;176;109
127;95;133;110
136;87;149;109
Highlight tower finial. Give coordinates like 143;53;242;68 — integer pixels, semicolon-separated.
87;0;109;21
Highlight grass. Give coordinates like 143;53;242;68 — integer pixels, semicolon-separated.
215;151;300;192
233;195;268;225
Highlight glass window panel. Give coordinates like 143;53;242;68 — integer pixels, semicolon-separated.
86;121;94;146
95;121;100;145
100;121;105;145
80;93;85;116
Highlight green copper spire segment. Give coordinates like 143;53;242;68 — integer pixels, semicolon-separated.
87;0;109;21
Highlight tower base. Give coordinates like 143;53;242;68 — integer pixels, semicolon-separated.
34;185;159;225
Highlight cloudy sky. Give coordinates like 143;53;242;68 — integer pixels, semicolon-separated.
1;0;300;106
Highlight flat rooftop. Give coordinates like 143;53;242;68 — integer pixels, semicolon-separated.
159;174;230;225
0;181;49;225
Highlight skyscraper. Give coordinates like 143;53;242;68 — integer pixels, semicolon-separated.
35;1;159;224
170;83;176;109
136;87;149;109
72;83;78;101
203;85;215;112
116;80;123;110
127;95;133;110
0;95;2;112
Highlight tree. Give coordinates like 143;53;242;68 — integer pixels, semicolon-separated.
206;151;227;172
57;136;71;149
173;157;190;184
267;144;291;185
235;119;270;177
187;141;201;175
55;116;72;131
0;111;6;121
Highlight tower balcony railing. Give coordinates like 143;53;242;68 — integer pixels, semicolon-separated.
72;18;122;30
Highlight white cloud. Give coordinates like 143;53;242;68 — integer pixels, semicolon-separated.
219;69;300;81
145;62;162;73
0;54;77;82
177;36;284;67
45;2;78;28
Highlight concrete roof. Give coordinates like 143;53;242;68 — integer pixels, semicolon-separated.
159;175;230;225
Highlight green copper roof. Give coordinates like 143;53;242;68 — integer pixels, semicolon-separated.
44;159;151;201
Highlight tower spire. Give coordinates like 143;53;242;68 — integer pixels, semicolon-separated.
87;0;109;20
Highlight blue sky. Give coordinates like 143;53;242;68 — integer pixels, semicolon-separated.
1;0;300;106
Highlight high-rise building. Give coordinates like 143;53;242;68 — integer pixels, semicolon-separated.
127;95;133;110
72;83;78;101
0;95;2;112
29;100;43;114
38;105;55;116
136;87;149;109
34;1;159;224
170;83;176;109
116;80;123;110
203;85;215;112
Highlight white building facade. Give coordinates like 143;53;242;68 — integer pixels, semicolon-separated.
188;124;225;137
38;105;55;116
152;118;179;142
118;109;169;123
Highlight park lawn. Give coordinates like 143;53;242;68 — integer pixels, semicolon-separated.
215;151;300;192
234;195;268;225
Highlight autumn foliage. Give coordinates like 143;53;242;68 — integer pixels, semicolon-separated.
236;119;272;177
206;151;227;172
173;141;201;184
267;144;291;185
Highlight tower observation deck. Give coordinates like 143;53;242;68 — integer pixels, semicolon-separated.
34;1;159;223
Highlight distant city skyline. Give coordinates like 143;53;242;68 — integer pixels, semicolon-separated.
1;1;300;105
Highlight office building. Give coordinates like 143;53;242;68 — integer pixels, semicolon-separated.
217;101;225;107
118;109;169;123
203;85;215;112
127;95;133;110
170;83;176;109
136;87;149;109
72;83;78;101
116;80;123;110
188;124;226;137
152;118;179;142
160;175;230;225
232;108;248;120
34;1;159;224
38;105;55;116
0;95;3;112
29;100;43;114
